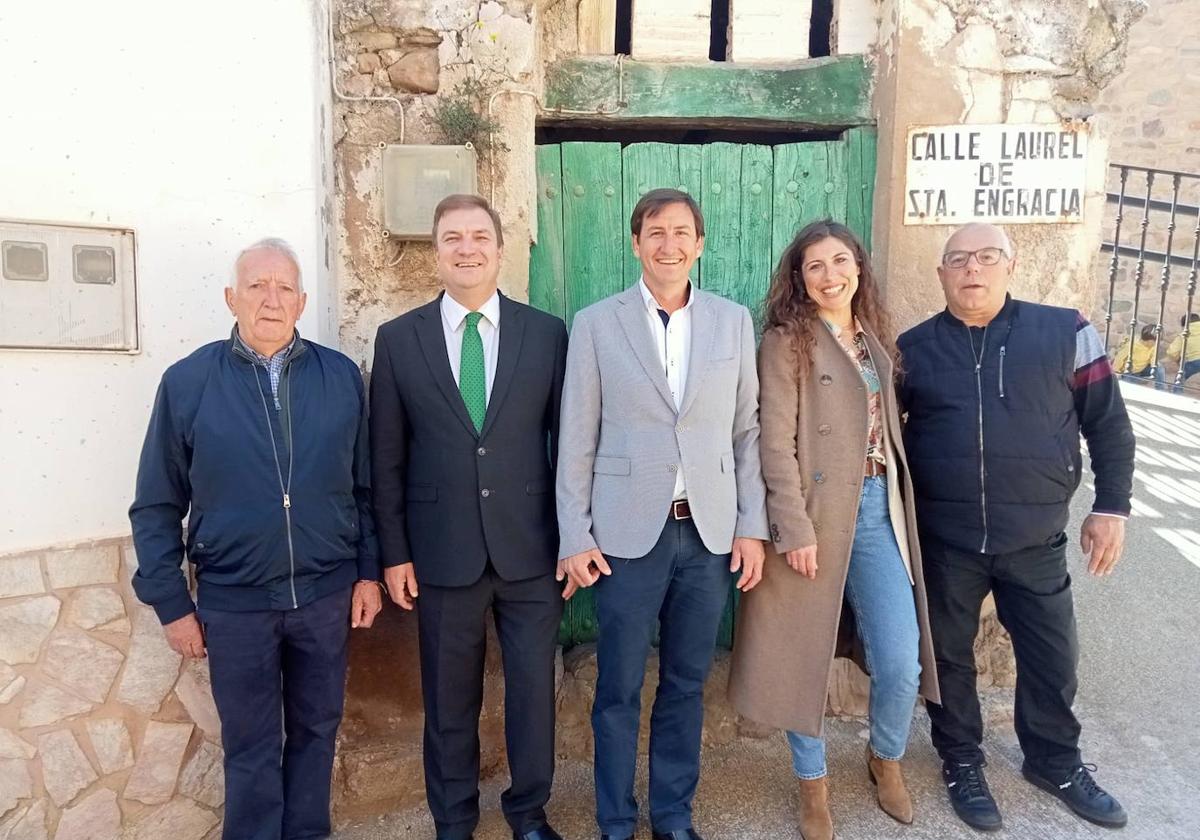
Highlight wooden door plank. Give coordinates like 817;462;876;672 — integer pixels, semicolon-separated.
740;144;775;330
578;0;617;55
771;142;836;271
699;143;743;298
844;126;878;253
622;142;680;285
530;145;567;321
678;145;704;286
562;142;625;326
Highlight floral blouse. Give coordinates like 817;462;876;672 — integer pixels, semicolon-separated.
824;318;886;468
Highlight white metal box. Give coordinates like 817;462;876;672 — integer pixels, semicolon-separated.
0;220;138;351
381;144;478;239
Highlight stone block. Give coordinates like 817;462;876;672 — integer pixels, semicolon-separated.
355;52;383;75
174;660;221;742
0;729;36;760
0;663;24;705
0;758;32;818
54;788;120;840
96;618;131;635
0;596;61;665
44;545;120;589
0;556;43;600
343;73;375;97
378;48;405;66
123;721;193;805
66;588;126;630
116;607;181;714
178;741;224;808
42;630;124;704
0;799;47;840
123;797;218;840
17;683;93;728
352;31;397;51
37;729;97;807
399;28;442;48
86;719;134;774
387;48;439;94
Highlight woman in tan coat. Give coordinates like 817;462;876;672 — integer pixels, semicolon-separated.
729;220;939;840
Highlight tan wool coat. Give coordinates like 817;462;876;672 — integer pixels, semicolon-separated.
728;322;940;736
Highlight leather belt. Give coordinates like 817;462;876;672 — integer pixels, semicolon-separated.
670;499;692;520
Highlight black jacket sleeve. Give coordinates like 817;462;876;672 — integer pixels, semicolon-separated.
369;327;414;568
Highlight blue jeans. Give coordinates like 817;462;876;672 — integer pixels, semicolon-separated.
592;517;732;835
786;476;921;779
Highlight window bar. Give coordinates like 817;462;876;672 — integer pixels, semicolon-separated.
1150;174;1182;381
1103;165;1129;351
1125;170;1155;374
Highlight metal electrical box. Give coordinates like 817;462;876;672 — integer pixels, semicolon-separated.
0;220;138;352
381;144;478;239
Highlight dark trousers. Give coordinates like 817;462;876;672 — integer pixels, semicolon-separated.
922;532;1083;776
417;566;562;840
200;586;352;840
592;517;732;835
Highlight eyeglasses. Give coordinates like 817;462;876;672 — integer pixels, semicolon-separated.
942;247;1009;269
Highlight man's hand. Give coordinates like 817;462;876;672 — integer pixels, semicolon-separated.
785;544;819;579
351;581;383;628
731;538;766;592
163;613;206;659
1080;514;1126;576
383;563;420;610
557;549;611;599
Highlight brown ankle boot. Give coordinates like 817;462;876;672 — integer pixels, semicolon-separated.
797;777;834;840
867;745;914;824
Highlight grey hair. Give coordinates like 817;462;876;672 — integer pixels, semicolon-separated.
230;237;303;291
942;223;1015;259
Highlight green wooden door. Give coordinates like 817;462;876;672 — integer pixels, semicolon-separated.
533;131;877;648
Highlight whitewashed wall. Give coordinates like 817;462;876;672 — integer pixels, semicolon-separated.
0;1;334;554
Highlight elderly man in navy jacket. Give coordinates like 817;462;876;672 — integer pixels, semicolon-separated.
899;223;1135;833
130;238;382;840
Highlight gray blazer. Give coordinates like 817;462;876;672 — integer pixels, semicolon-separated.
556;284;769;560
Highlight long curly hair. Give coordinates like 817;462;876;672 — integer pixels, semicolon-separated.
763;219;899;379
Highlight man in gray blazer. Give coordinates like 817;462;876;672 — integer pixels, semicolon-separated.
556;188;769;840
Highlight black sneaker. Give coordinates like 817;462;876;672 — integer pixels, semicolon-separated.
1022;762;1128;828
943;762;1003;831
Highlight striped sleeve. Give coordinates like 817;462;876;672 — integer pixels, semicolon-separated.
1072;313;1135;517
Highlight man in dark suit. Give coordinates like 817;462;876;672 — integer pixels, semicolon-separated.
369;194;568;840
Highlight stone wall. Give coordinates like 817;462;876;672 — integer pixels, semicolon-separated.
0;539;222;840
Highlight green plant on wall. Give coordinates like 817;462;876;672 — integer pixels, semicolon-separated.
429;77;505;151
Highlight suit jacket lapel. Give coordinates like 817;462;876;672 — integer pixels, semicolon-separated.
479;294;524;439
677;291;714;419
415;294;479;438
615;284;677;412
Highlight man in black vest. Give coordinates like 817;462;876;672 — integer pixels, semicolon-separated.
370;195;568;840
898;223;1135;832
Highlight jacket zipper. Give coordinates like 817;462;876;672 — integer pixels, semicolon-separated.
251;360;298;609
998;346;1006;398
966;324;990;553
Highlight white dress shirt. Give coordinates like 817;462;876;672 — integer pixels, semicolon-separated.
441;290;501;402
640;277;693;500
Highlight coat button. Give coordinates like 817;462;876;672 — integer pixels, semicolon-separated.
480;489;491;498
813;472;825;484
668;464;678;473
477;447;486;456
818;424;831;435
820;374;833;385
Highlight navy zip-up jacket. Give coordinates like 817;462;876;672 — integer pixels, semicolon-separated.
898;296;1135;555
129;330;379;624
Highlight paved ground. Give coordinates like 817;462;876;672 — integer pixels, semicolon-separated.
336;384;1200;840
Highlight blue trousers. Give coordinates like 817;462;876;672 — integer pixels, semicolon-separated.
786;477;922;778
200;586;352;840
592;517;731;835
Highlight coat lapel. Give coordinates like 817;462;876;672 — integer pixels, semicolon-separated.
479;294;524;439
677;290;714;419
415;294;479;438
615;284;677;411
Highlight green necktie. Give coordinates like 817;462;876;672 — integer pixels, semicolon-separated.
459;311;486;432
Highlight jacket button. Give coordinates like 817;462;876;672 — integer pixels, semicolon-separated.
818;424;831;435
819;374;832;385
480;489;491;498
196;542;205;550
477;447;486;456
814;472;825;484
668;464;678;473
